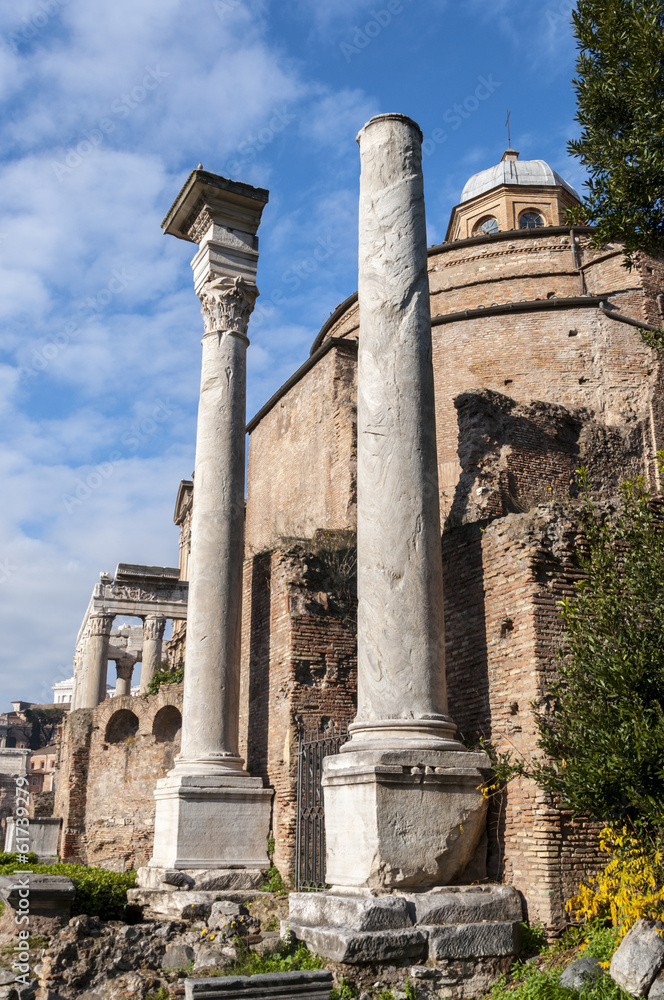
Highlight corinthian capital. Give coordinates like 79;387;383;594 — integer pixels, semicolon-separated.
144;614;167;641
198;275;259;337
88;613;114;637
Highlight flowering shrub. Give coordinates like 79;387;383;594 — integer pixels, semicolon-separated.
567;825;664;939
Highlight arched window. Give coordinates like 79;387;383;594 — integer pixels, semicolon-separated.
519;210;545;230
105;710;139;744
474;216;499;236
152;705;182;743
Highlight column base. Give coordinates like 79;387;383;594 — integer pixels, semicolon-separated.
323;747;490;891
148;769;273;871
289;886;523;974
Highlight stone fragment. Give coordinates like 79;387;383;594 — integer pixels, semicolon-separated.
163;871;194;888
193;946;234;970
289;892;412;932
290;924;427;964
560;956;604;991
426;921;522;959
253;932;282;956
410;966;439;980
0;975;15;987
184;970;333;1000
610;920;664;997
208;900;247;926
0;988;18;1000
403;885;522;925
161;944;195;970
649;971;664;999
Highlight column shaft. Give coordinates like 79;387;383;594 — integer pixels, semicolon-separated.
140;615;166;694
177;277;255;769
75;614;113;710
115;659;134;697
350;112;454;749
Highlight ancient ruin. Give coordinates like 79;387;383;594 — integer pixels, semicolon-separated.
45;110;664;956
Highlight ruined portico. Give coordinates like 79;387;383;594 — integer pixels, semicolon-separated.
72;564;188;710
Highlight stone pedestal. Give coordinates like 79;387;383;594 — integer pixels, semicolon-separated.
143;169;272;884
140;614;166;693
74;613;113;710
320;114;488;895
324;749;489;891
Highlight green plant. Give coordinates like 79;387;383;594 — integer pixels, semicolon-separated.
530;466;664;831
0;853;38;866
213;938;324;978
520;921;548;955
262;864;288;894
329;978;359;1000
0;860;136;920
567;0;664;270
147;663;184;695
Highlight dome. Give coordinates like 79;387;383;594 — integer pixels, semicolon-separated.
460;151;581;204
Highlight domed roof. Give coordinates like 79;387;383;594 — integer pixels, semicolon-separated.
460;151;581;203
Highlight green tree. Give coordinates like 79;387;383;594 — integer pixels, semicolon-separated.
528;466;664;831
568;0;664;266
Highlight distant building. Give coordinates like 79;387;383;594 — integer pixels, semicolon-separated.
29;744;57;793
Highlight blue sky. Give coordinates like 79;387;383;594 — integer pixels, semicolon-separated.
0;0;584;704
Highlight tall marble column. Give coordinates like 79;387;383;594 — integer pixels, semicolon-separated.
114;658;135;697
144;169;272;881
74;613;114;710
139;615;166;694
321;114;489;892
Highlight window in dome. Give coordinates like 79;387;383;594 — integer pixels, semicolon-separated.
474;216;499;236
519;211;545;229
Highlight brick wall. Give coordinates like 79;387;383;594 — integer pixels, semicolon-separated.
54;687;182;871
245;341;357;554
443;509;605;930
239;534;357;879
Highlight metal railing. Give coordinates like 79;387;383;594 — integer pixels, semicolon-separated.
295;724;349;891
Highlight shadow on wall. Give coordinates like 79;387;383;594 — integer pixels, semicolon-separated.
448;389;646;526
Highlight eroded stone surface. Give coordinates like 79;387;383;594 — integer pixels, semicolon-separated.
560;957;603;991
289;893;412;932
610;920;664;997
426;921;522;960
401;885;522;925
291;924;427;964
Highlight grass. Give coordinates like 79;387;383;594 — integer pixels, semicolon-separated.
484;921;627;1000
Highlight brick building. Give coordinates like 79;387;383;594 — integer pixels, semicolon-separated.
54;148;663;930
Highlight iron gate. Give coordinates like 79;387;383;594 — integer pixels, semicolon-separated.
295;724;349;891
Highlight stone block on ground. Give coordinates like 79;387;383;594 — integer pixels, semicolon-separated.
401;885;522;926
560;957;604;991
291;924;427;964
128;888;256;921
289;893;412;932
610;920;664;997
649;971;664;999
184;971;333;1000
0;875;75;919
193;946;235;970
162;944;195;970
426;921;522;960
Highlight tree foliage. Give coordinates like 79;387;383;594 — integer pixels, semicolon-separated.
568;0;664;265
528;466;664;831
